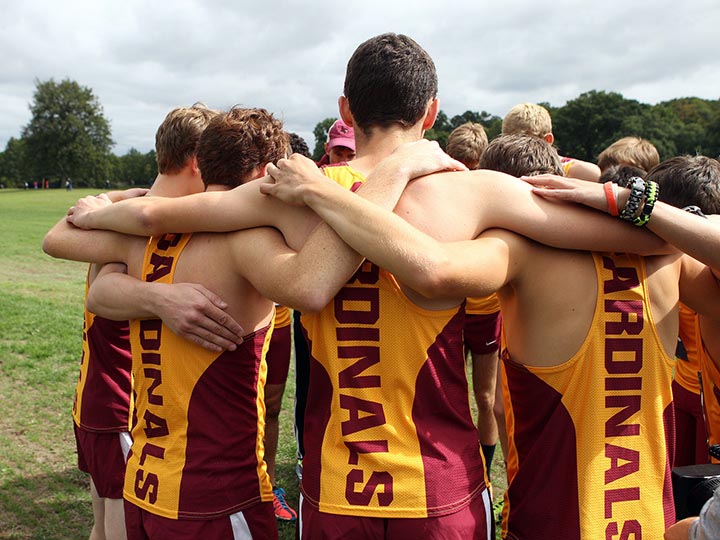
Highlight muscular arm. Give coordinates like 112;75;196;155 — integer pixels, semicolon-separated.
88;264;244;351
43;217;132;264
524;174;720;268
233;141;469;309
647;207;720;270
67;181;288;237
262;167;518;300
469;171;666;254
234;146;465;310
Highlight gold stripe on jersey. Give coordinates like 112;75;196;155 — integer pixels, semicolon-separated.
675;303;701;394
504;252;675;539
273;305;292;329
465;294;500;315
697;316;720;462
72;274;93;427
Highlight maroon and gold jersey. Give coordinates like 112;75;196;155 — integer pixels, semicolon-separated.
300;165;487;518
675;303;701;394
72;270;132;433
502;252;675;540
124;233;273;519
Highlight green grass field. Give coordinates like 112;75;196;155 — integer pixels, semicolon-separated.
0;188;505;539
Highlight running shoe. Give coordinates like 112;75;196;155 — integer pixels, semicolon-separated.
272;486;298;522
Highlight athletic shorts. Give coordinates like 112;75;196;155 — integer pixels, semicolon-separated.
298;487;493;540
266;307;291;386
124;500;277;540
464;311;502;355
74;423;131;499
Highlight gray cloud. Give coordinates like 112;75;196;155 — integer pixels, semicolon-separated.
1;0;719;155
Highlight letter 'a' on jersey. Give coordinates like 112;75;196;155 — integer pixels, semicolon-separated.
300;166;489;519
124;233;273;520
502;252;675;540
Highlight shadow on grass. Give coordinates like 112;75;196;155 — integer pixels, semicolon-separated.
0;464;303;540
0;467;91;539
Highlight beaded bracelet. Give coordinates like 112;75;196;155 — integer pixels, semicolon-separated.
604;181;619;216
633;180;659;227
619;177;646;222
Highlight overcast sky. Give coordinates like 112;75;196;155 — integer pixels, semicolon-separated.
1;0;719;155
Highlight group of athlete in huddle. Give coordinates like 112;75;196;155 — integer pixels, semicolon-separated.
43;32;720;540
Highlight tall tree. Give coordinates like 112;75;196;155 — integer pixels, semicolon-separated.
0;137;29;187
22;78;114;187
552;91;645;161
312;117;338;161
115;148;157;186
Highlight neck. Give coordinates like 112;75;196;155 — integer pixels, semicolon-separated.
205;184;232;192
147;168;204;198
350;124;424;176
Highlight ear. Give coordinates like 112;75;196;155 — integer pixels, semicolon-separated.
324;142;330;154
338;96;354;127
254;163;269;179
421;98;440;131
544;133;554;144
188;156;201;175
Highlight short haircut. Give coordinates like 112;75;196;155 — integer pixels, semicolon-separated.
502;103;552;138
155;103;219;174
647;155;720;213
196;107;289;188
597;137;660;172
288;132;312;158
479;134;564;177
344;33;438;134
445;123;489;170
599;164;648;187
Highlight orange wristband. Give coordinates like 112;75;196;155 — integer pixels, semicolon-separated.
604;181;619;216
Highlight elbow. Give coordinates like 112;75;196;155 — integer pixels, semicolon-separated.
42;231;61;258
138;205;163;236
413;255;460;298
292;290;333;314
85;292;99;314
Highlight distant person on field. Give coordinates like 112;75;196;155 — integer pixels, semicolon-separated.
502;102;601;182
597;136;660;173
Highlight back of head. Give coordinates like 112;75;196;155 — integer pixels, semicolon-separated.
479;134;563;177
197;107;289;188
155;103;219;174
647;155;720;213
288;132;312;158
599;164;648;187
597;137;660;172
344;33;438;134
446;122;488;170
502;103;552;138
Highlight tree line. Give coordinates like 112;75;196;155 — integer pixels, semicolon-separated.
1;78;719;189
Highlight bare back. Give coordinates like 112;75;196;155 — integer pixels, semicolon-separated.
126;232;274;336
500;233;681;367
